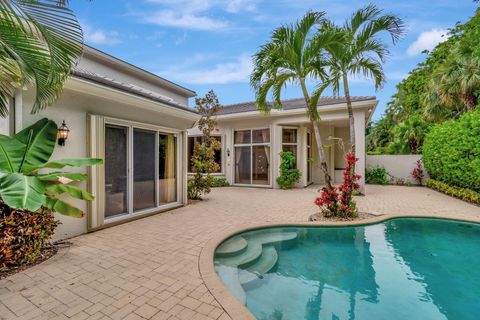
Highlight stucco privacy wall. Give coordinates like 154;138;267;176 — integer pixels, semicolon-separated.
366;154;428;184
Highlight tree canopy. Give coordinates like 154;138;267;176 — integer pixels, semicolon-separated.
367;8;480;154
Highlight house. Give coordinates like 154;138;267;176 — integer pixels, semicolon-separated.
0;45;199;240
187;96;377;192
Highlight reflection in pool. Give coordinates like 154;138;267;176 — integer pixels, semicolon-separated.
214;218;480;320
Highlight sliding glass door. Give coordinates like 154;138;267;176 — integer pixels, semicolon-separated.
104;121;180;221
234;128;271;186
105;125;129;218
133;129;157;211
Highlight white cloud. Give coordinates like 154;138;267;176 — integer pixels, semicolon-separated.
83;24;121;45
144;10;228;31
159;54;253;84
143;0;258;31
407;28;449;56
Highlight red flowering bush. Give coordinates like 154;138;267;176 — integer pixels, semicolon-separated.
314;153;360;218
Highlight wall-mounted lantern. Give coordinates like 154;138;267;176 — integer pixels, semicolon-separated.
57;120;70;146
227;148;230;157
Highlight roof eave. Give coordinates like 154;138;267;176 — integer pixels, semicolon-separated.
82;45;197;98
216;99;378;119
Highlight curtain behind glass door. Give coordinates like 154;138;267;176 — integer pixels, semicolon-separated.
159;133;177;204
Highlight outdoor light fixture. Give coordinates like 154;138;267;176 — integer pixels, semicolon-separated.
57;120;70;146
227;148;230;157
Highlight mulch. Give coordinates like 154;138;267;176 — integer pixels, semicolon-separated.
309;211;377;222
0;245;60;280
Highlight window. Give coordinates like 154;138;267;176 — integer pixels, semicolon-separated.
234;128;271;185
282;128;298;166
187;136;222;173
103;121;180;220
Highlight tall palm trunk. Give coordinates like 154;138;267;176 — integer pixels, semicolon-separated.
343;73;356;157
461;92;477;111
300;79;333;190
312;120;333;189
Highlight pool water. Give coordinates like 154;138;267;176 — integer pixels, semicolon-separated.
214;218;480;320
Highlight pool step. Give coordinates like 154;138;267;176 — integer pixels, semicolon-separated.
238;246;278;285
215;236;248;258
216;242;263;268
215;265;246;305
246;231;298;248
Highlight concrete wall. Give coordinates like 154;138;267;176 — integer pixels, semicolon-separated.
366;155;428;184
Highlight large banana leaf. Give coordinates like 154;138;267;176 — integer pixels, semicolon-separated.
37;172;88;182
0;173;45;211
46;184;94;201
15;118;57;172
31;158;103;171
0;135;26;173
45;196;84;218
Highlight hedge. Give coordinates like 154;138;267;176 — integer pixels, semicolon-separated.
426;179;480;205
423;109;480;192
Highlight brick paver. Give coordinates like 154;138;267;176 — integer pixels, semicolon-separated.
1;185;479;320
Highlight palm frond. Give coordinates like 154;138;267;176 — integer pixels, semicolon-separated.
0;0;83;116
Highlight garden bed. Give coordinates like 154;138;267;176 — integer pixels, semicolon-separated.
0;245;58;280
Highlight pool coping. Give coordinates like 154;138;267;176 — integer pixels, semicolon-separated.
198;213;480;320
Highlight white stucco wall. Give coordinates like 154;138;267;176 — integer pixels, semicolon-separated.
188;106;371;191
19;86;196;240
366;155;428;185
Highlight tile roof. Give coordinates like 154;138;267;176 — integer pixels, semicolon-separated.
72;68;198;114
217;96;376;115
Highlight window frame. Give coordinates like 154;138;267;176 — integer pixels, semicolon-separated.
281;127;299;168
187;134;224;175
233;127;272;187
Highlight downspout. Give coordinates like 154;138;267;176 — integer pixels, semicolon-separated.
14;90;23;134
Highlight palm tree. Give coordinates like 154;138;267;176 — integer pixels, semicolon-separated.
423;47;480;121
392;115;430;154
320;4;405;159
0;0;83;117
250;11;341;190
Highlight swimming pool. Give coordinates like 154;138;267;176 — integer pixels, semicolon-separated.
214;218;480;320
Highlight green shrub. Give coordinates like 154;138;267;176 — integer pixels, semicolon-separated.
423;110;480;192
426;179;480;205
365;166;390;185
211;177;230;187
276;151;301;189
1;202;57;270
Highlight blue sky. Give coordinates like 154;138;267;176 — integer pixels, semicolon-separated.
70;1;478;120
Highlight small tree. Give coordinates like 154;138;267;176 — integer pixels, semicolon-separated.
188;90;223;200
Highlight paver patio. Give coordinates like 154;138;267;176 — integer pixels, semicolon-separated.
1;185;480;320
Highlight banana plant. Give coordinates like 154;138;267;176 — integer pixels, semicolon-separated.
0;118;102;217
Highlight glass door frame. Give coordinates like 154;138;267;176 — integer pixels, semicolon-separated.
233;127;272;188
104;117;182;223
306;130;313;185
